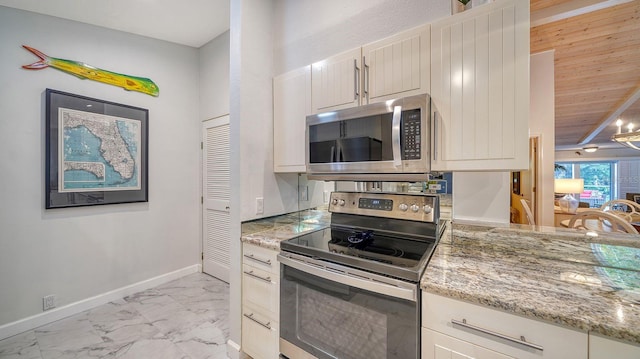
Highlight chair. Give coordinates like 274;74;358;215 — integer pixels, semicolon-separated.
599;199;640;223
520;199;535;225
567;210;639;234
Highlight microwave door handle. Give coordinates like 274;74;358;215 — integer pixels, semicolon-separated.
330;145;336;162
392;106;402;167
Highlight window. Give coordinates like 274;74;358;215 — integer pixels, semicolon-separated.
555;161;615;208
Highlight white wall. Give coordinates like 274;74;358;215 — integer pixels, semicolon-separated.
199;31;230;121
0;6;201;329
453;172;510;223
530;51;556;227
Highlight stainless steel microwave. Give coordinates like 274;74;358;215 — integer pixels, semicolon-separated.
306;94;430;181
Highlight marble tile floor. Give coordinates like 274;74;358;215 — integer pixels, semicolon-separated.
0;273;230;359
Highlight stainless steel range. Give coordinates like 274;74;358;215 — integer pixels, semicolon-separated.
278;191;442;359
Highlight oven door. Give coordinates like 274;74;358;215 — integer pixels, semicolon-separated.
278;253;420;359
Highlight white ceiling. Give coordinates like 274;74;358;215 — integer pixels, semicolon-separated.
0;0;230;48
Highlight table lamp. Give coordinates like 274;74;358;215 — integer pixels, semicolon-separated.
555;179;584;214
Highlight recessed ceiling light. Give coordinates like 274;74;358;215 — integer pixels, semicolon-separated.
583;145;598;153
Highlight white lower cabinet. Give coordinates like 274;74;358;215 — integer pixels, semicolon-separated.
422;327;512;359
242;305;279;359
242;243;280;359
422;292;588;359
589;334;640;359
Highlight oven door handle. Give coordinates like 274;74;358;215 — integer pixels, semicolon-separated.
278;254;417;302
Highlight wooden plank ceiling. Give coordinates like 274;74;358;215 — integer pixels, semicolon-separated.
530;0;640;150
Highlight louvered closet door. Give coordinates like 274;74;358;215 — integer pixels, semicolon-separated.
202;116;230;283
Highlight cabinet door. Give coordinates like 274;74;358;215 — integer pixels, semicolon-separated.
242;264;279;315
362;24;430;104
431;0;529;171
311;48;362;113
589;334;640;359
242;307;278;359
273;66;311;173
423;328;514;359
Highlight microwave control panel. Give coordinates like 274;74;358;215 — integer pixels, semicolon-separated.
401;109;422;160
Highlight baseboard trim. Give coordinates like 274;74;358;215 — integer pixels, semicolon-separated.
227;339;242;359
0;264;201;341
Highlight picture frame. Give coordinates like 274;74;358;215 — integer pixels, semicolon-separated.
45;89;148;208
625;192;640;205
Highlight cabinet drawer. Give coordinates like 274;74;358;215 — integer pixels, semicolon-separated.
422;292;587;359
243;264;278;315
422;327;513;359
242;306;278;359
243;243;279;273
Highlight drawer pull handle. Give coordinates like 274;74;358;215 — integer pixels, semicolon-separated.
243;254;272;266
243;270;272;283
451;319;544;352
244;313;273;330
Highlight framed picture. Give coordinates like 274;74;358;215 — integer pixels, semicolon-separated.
625;192;640;205
45;89;148;208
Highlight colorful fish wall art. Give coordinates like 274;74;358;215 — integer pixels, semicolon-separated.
21;45;159;97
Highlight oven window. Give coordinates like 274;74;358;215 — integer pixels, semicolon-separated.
280;264;419;359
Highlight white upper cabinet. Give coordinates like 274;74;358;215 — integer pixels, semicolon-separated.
273;66;311;173
431;0;530;171
311;48;362;113
362;24;430;105
311;24;431;114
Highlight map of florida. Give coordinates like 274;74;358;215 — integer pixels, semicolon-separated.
62;110;136;181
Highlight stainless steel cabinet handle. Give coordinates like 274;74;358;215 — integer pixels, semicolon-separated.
363;56;369;100
244;313;273;330
451;319;544;352
243;270;272;283
243;254;272;266
354;59;360;100
433;110;439;161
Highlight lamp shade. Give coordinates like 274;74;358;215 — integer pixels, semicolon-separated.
554;178;584;194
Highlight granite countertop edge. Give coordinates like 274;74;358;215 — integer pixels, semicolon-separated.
421;220;640;345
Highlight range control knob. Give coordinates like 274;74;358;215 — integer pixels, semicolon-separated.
399;203;409;211
423;205;433;214
331;198;338;205
410;204;420;213
338;199;346;206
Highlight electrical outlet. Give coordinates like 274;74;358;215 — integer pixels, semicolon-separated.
300;186;309;201
256;197;264;214
323;190;330;203
43;295;56;311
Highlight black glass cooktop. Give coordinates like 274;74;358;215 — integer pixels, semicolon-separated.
280;225;437;282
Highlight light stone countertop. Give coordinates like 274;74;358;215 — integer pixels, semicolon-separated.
240;208;331;250
422;221;640;344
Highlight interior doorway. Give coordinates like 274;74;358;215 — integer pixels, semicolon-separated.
511;137;539;225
